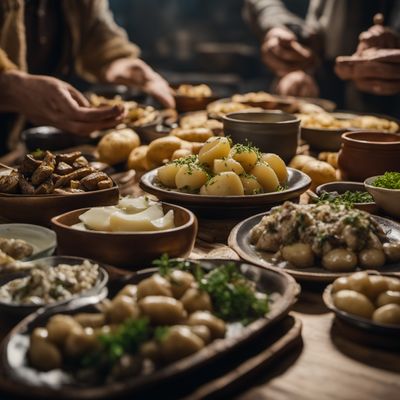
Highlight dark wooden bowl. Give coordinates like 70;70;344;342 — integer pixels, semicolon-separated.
0;185;119;227
0;259;299;399
51;203;197;270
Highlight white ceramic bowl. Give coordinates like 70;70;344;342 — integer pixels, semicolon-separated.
364;176;400;218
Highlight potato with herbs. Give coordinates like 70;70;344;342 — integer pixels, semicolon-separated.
98;128;140;165
198;137;231;166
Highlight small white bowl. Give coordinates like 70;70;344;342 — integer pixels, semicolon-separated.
364;176;400;218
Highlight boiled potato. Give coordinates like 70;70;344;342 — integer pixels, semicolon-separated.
79;206;119;231
29;336;62;371
231;147;258;172
170;127;213;142
107;295;140;324
74;313;106;328
158;163;181;188
64;327;99;358
139;296;187;325
187;311;226;339
213;158;244;175
171;149;192;160
159;326;204;362
188;325;212;344
250;162;279;192
281;243;314;268
198;137;231;166
240;174;263;195
117;284;137;298
333;290;375;318
376;291;400;307
127;145;151;171
262;153;288;184
203;172;244;196
137;274;173;299
168;270;195;298
190;142;206;154
347;271;371;295
372;304;400;325
181;288;213;313
289;155;315;170
331;277;352;293
139;341;160;362
383;242;400;262
322;249;357;271
147;136;183;165
98;128;140;165
111;355;143;380
386;277;400;291
31;328;48;343
46;315;81;346
363;275;389;300
359;248;385;268
301;160;337;188
175;164;208;191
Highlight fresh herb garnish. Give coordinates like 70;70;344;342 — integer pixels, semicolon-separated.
318;190;373;205
372;172;400;189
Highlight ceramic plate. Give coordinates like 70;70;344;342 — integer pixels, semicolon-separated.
228;213;400;282
0;259;299;399
140;168;311;218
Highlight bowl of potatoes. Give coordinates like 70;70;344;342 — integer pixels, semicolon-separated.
140;137;311;218
323;271;400;335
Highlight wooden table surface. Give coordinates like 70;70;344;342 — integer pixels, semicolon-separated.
0;152;399;400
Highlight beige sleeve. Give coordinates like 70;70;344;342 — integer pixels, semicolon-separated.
0;48;18;73
74;0;140;82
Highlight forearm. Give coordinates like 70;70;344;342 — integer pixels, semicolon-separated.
0;70;27;113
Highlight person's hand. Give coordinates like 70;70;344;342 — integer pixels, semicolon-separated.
275;70;319;98
261;27;316;77
336;49;400;96
356;14;400;54
0;70;124;135
104;58;175;108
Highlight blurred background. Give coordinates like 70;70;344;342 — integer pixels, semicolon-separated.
107;0;308;92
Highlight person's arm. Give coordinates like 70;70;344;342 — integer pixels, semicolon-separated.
74;0;174;108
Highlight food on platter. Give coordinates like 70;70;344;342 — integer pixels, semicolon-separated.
298;111;399;133
72;196;175;232
179;111;223;135
97;129;140;165
289;155;337;189
127;145;152;171
371;172;400;189
317;190;374;206
232;91;276;104
318;152;338;169
0;260;100;305
0;237;33;260
207;101;263;118
0;151;113;195
156;138;288;196
90;94;159;127
250;201;400;271
331;272;400;326
25;257;269;381
175;84;213;98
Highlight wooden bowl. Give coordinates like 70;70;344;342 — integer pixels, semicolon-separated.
0;184;119;227
51;204;197;270
140;167;311;219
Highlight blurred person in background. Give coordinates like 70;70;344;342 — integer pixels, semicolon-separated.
0;0;173;155
244;0;400;115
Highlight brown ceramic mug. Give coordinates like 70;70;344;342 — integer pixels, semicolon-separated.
338;131;400;182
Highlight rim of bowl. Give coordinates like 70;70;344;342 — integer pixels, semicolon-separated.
223;111;300;124
364;176;400;192
342;131;400;145
51;202;197;236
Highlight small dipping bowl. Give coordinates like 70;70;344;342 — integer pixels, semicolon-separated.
338;131;400;182
364;176;400;219
223;111;300;162
315;181;379;214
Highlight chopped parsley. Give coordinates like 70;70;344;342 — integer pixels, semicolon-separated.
318;190;373;205
372;172;400;189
